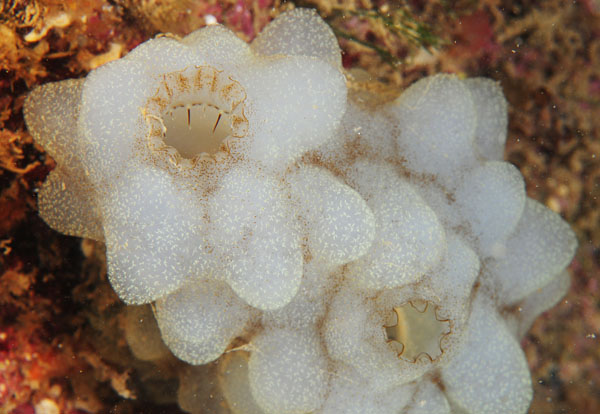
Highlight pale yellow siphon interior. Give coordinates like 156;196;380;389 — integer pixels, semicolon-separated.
162;103;232;159
385;301;451;362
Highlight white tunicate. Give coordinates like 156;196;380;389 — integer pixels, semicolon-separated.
288;165;376;265
249;328;329;414
393;234;479;357
427;233;480;305
207;166;286;247
412;180;463;230
374;282;463;371
78;58;155;183
37;167;103;241
239;56;347;168
487;198;578;304
353;105;399;162
346;161;446;289
24;8;579;414
124;36;204;72
319;364;415;414
463;78;508;161
182;24;252;66
391;75;478;182
322;288;371;356
24;78;86;171
101;166;205;304
261;261;331;331
25;80;104;241
251;8;342;68
441;294;532;414
219;352;266;414
208;167;303;310
223;223;303;310
323;286;431;390
155;279;252;365
315;96;398;166
454;161;526;256
406;381;451;414
506;269;571;339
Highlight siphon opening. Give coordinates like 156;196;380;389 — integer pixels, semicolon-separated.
143;65;248;169
162;103;232;159
384;300;451;362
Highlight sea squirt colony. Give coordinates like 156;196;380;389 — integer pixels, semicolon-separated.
24;8;577;414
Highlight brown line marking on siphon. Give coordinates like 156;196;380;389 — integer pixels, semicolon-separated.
176;73;189;93
212;113;222;133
